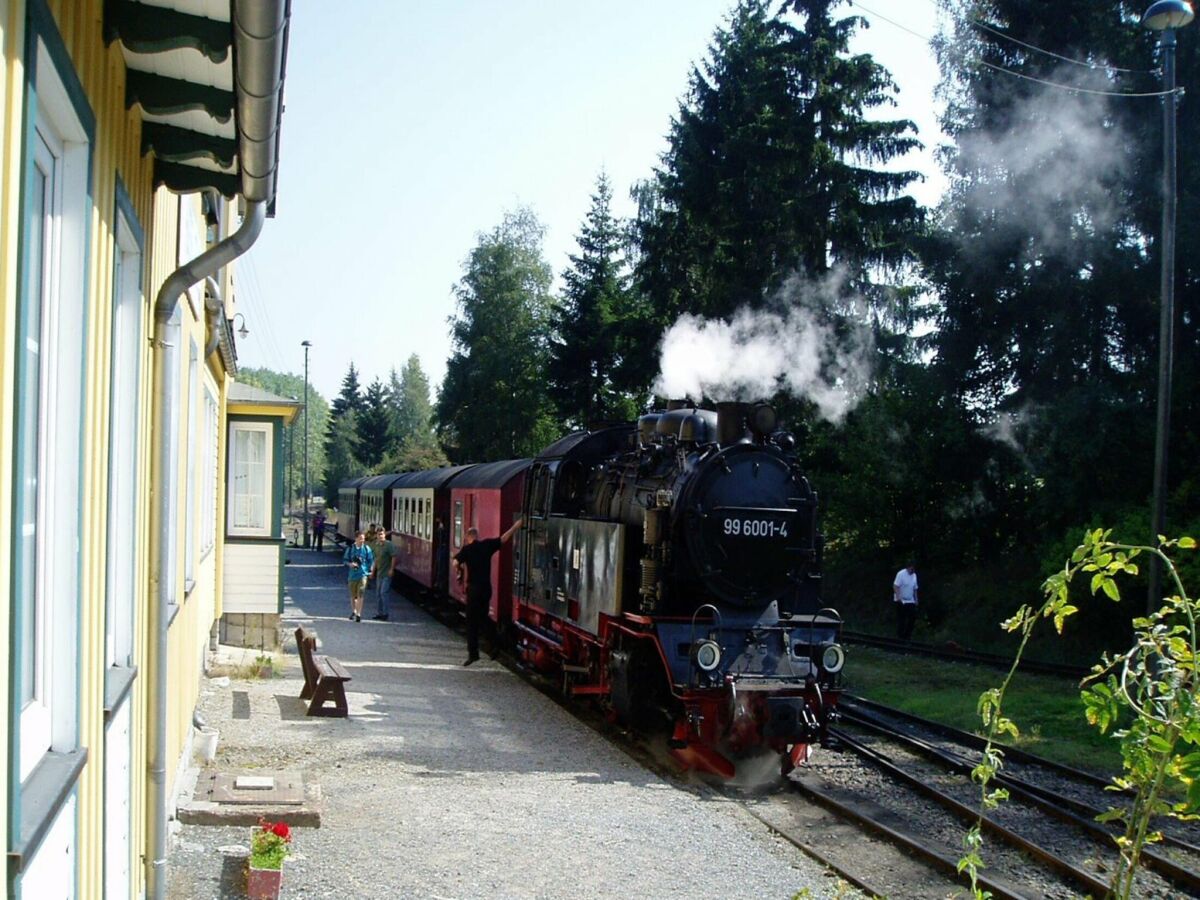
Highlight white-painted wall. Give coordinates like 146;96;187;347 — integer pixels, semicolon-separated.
220;543;280;614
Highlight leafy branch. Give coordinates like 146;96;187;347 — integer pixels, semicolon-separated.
961;529;1199;900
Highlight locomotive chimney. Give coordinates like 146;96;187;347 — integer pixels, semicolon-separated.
716;402;749;445
666;398;690;411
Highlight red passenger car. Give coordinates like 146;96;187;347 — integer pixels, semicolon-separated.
446;459;531;626
390;466;475;590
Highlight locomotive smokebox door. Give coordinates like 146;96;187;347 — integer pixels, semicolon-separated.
682;444;817;607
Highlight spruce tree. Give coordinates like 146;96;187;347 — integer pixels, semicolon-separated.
924;0;1197;536
355;378;392;470
548;173;644;428
637;0;924;330
323;363;365;500
388;354;436;447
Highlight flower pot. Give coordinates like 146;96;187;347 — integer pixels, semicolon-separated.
247;862;283;900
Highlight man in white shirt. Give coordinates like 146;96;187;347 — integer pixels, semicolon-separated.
893;562;919;640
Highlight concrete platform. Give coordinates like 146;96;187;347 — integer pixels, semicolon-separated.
166;548;854;899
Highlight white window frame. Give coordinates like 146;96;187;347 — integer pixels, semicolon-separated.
201;387;218;557
105;204;142;672
184;340;199;590
227;422;273;537
16;36;90;784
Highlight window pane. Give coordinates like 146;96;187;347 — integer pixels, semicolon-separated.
232;428;268;530
19;162;48;707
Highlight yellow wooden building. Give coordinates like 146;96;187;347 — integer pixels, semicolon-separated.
0;1;291;896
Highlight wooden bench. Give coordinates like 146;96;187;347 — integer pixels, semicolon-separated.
295;627;352;718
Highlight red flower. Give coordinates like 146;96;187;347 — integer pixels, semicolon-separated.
271;822;292;841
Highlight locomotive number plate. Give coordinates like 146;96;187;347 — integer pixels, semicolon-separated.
720;518;787;540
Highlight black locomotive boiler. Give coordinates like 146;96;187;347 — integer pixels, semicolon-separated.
513;400;844;778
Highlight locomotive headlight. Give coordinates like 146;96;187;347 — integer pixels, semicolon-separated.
820;643;845;674
692;639;722;672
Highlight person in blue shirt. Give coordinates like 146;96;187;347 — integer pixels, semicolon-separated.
343;530;374;623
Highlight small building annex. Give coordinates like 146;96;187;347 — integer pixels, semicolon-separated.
0;1;292;898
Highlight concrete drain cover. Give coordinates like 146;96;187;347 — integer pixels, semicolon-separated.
208;771;304;804
179;770;321;826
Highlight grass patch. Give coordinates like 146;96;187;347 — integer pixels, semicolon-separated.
844;646;1123;775
209;653;282;681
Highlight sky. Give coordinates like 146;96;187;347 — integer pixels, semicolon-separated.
234;0;946;402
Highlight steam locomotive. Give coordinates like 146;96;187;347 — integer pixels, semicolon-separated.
338;400;843;778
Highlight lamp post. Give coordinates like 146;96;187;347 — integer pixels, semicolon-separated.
1143;0;1194;613
231;312;249;339
302;340;312;548
287;396;297;521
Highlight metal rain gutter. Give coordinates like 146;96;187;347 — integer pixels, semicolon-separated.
147;201;263;900
233;0;290;204
147;3;289;897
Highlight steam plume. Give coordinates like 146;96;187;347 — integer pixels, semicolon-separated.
653;272;875;423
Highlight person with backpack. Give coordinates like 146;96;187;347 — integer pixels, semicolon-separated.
343;530;374;623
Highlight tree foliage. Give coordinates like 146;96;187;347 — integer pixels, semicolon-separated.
436;207;562;461
355;378;391;470
636;0;925;333
922;0;1199;569
386;355;437;448
323;363;365;501
548;173;646;428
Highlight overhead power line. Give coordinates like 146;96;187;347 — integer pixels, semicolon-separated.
848;0;1175;99
967;19;1155;75
973;58;1180;97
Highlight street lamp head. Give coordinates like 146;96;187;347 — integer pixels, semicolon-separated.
1143;0;1194;30
231;312;249;339
301;340;312;348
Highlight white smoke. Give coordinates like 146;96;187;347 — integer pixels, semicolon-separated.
653;272;875;423
950;70;1130;255
981;404;1039;469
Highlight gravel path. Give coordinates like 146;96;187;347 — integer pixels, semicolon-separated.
167;548;855;899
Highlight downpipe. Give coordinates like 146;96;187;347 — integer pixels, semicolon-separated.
148;201;265;900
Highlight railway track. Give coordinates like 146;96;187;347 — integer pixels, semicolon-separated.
820;696;1200;898
841;629;1091;679
400;585;1200;895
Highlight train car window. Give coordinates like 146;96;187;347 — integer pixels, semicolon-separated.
425;500;432;539
453;500;463;547
553;461;585;515
530;466;549;516
405;497;411;535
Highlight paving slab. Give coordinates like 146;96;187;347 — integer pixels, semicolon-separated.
167;548;856;899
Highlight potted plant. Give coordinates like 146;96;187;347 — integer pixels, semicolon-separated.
247;818;292;899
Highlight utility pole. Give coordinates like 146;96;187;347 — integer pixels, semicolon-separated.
1142;0;1194;613
287;396;296;519
302;340;312;548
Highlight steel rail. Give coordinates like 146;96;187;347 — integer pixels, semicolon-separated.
831;729;1115;898
841;629;1091;679
736;805;888;899
843;694;1116;789
788;774;1035;900
841;709;1200;894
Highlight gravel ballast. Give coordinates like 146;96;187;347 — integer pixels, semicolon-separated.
166;548;854;899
